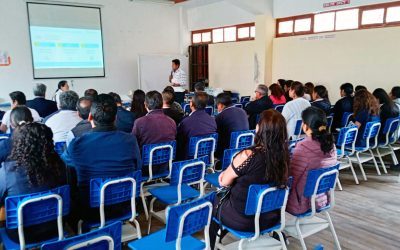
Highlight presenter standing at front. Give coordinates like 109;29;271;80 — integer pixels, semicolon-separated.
169;59;187;90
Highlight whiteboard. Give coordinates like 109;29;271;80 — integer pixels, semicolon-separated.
138;54;189;93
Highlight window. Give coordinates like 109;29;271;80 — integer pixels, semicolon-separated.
212;29;223;43
224;27;237;42
238;27;250;39
362;8;385;25
191;23;255;44
295;18;312;32
387;6;400;23
314;12;335;32
250;26;256;38
278;20;294;34
192;33;201;44
336;9;359;30
202;32;211;43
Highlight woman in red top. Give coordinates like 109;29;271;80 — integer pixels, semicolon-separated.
269;83;286;105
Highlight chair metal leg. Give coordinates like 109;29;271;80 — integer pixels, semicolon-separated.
389;146;399;165
277;231;288;250
132;219;142;239
348;159;359;185
295;218;307;250
325;212;341;250
147;197;156;235
356;153;367;181
140;185;149;220
376;149;388;174
369;150;382;175
77;220;83;235
336;178;343;191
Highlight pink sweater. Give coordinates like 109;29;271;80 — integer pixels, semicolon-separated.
286;137;337;215
269;95;286;105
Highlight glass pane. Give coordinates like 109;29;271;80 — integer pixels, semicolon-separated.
314;12;335;32
278;20;293;34
250;26;256;37
387;6;400;23
238;27;250;39
193;33;201;43
336;9;359;30
295;18;312;32
212;29;223;43
202;32;211;42
224;27;237;42
362;8;384;25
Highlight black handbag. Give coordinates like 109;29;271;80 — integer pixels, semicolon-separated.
215;186;231;238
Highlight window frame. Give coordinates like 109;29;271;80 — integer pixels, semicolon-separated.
192;22;255;45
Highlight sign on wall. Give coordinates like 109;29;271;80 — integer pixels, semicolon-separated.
0;51;11;66
323;0;351;8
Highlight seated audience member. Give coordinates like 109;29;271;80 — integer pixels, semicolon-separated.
84;89;98;100
53;80;69;108
373;88;400;142
209;109;289;249
109;92;135;133
0;91;41;133
332;83;354;131
45;91;82;142
355;85;367;92
304;82;314;101
390;86;400;110
177;92;217;160
287;107;337;215
26;83;58;118
352;90;380;147
244;84;274;129
0;106;33;163
0;122;66;242
130;89;147;119
269;83;286;105
162;90;184;125
194;82;215;107
215;93;249;158
163;86;184;115
66;97;93;146
277;79;286;90
132;91;176;148
282;82;311;138
311;85;331;115
62;94;141;222
283;80;294;102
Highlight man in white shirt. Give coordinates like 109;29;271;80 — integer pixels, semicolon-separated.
0;91;41;133
45;90;82;143
169;59;187;89
282;81;311;138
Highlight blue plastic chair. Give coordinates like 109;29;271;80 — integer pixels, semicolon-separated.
229;130;256;149
78;173;142;242
147;156;208;234
336;126;359;190
373;117;400;171
326;116;333;132
55;141;67;156
205;106;214;116
128;194;214;250
240;96;251;103
290;119;305;147
0;133;11;140
188;133;218;168
348;121;381;181
285;165;341;250
42;221;122;250
341;112;353;128
0;186;70;249
204;148;241;188
274;105;285;113
234;103;243;109
182;103;191;116
215;185;290;250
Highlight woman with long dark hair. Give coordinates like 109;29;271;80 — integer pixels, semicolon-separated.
130;89;147;119
287;107;337;215
373;88;400;142
209;109;290;248
0;123;66;242
269;83;286;105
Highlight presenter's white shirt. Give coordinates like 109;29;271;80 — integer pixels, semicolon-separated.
44;110;82;142
2;108;41;133
171;68;187;87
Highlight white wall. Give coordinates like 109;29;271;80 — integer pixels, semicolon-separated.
0;0;182;103
272;27;400;102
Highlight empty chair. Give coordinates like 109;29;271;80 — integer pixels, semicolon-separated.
215;185;289;250
230;130;256;149
373;117;400;171
205;106;214;116
0;186;70;249
128;195;214;250
41;221;122;250
336;126;359;190
188;133;218;168
274;105;285;113
285;165;341;250
240;96;251;103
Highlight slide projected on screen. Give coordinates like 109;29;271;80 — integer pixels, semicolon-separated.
27;3;105;79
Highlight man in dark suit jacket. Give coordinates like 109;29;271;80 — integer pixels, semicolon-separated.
26;83;58;118
244;84;273;129
109;92;135;133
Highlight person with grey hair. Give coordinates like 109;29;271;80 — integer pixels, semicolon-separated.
27;83;58;118
45;91;82;142
244;84;274;129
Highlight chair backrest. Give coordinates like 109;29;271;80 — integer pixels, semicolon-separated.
182;103;191;115
5;185;70;249
240;96;251;103
234;103;243;109
222;148;242;171
205;106;214;116
165;194;214;250
362;121;381;149
188;133;218;163
341;112;353;127
90;172;141;228
41;221;122;250
336;126;358;157
326;116;333;132
244;185;289;239
55;141;67;155
229;130;256;149
294;119;304;138
274;105;285;113
304;165;339;215
0;133;11;141
381;117;400;145
142;141;176;180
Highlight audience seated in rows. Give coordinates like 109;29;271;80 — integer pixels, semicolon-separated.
287;107;337;215
66;97;93;146
390;86;400;110
53;80;70;108
282;81;311;138
244;84;273;129
109;92;135;133
304;82;314;101
62;94;141;223
195;82;215;107
311;85;331;115
130;89;147;119
373;88;400;142
209;109;289;249
269;83;286;105
0;91;41;133
163;86;184;115
45;91;82;142
215;92;249;158
162;90;184;125
0;122;66;243
177;91;217;160
26;83;58;118
332;83;354;131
